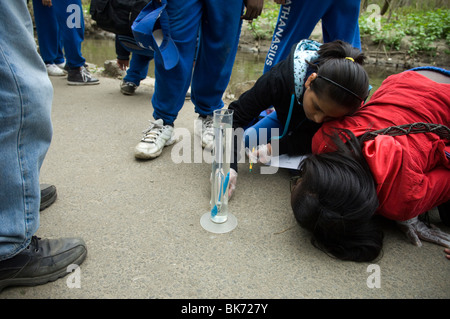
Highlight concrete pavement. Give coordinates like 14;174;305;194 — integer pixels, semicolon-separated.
1;72;448;299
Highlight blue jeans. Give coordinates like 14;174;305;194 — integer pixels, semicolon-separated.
151;0;244;125
0;0;53;260
32;0;86;68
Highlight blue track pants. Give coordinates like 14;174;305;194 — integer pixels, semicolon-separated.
32;0;86;68
151;0;244;125
264;0;361;73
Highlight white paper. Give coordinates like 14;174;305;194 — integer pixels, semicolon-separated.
267;154;306;170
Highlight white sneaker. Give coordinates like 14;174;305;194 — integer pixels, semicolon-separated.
56;62;68;74
134;119;177;159
46;63;66;76
56;62;66;69
195;115;214;150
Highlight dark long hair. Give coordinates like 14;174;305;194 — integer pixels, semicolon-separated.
308;41;369;113
291;129;383;262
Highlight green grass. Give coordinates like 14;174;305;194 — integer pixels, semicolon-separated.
359;8;450;54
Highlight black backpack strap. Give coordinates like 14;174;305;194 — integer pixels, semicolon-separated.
359;122;450;143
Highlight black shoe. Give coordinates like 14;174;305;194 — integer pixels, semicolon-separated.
40;184;57;211
67;66;99;85
120;80;137;95
0;236;87;292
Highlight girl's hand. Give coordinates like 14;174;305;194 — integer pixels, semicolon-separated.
117;59;129;71
228;168;238;199
396;217;450;248
248;143;272;165
444;248;450;260
242;0;264;21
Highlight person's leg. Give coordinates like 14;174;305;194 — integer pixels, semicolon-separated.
188;0;244;149
54;39;66;66
135;0;204;159
0;0;53;258
150;0;202;125
0;1;87;292
263;0;332;73
190;0;244;116
121;52;152;95
52;0;98;84
321;0;362;50
32;0;66;76
124;53;152;86
32;0;59;65
51;0;85;68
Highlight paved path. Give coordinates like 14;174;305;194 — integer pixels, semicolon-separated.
1;74;448;299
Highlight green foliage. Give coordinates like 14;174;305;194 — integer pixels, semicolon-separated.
248;2;449;56
359;8;450;55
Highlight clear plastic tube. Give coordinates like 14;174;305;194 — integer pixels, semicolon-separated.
210;109;233;223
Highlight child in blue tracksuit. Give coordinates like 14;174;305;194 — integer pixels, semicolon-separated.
115;34;154;94
264;0;362;73
134;0;263;159
32;0;98;84
149;0;245;124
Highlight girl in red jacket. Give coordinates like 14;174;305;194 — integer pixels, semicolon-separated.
291;67;450;262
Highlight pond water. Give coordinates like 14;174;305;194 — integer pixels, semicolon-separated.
82;37;402;97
